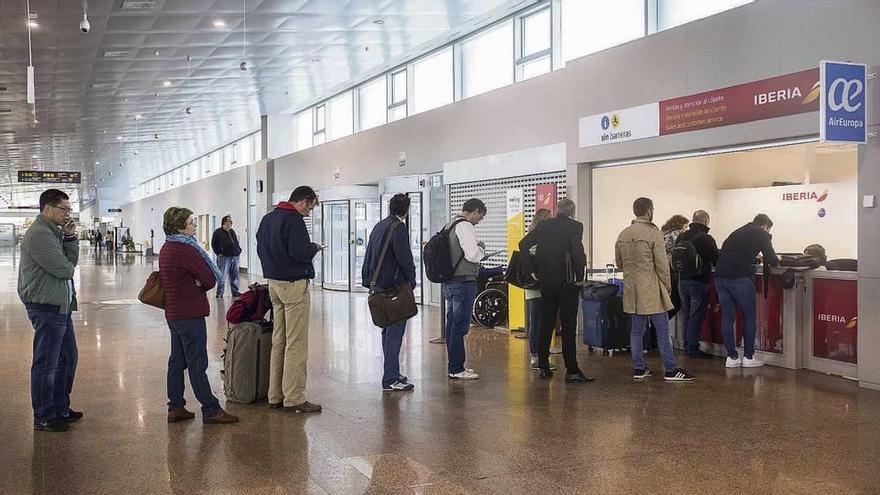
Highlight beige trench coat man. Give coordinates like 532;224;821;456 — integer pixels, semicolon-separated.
615;219;674;315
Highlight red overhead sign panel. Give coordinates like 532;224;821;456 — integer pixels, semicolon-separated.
659;68;820;135
535;183;557;215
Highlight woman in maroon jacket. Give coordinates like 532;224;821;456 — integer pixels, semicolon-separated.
159;207;238;424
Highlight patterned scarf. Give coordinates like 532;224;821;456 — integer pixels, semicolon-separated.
166;233;223;282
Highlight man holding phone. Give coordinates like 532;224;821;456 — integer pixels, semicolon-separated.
257;186;324;414
18;189;81;432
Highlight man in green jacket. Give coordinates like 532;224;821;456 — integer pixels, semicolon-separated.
18;189;81;432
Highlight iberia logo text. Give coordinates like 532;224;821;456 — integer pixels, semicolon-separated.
782;190;828;202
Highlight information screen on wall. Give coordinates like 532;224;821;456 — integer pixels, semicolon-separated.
18;171;82;184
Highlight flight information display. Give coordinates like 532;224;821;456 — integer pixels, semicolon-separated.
17;171;82;183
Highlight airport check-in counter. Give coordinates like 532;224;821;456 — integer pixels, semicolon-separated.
670;267;858;378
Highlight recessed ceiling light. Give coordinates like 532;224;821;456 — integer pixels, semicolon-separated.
154;50;160;56
162;81;171;87
27;21;39;28
31;155;37;158
135;114;142;120
373;19;385;25
117;135;123;140
95;161;100;165
213;20;226;27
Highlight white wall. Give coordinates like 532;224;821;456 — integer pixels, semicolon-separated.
119;167;249;268
591;144;857;267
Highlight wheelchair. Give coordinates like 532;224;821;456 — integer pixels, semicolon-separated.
470;266;508;328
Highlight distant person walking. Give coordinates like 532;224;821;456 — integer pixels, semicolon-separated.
211;215;243;298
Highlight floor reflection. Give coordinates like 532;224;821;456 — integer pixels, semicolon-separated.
0;246;879;494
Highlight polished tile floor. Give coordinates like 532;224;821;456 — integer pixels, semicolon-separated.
1;247;879;494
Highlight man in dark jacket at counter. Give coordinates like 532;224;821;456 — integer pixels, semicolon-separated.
211;215;243;298
675;210;719;359
362;193;417;392
715;213;780;369
19;189;82;432
256;186;323;414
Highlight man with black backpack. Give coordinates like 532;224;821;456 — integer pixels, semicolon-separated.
672;210;719;359
440;199;486;380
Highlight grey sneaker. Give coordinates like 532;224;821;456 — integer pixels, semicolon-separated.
383;381;415;392
633;368;652;380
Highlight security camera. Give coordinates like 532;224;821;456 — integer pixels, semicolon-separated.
79;14;90;33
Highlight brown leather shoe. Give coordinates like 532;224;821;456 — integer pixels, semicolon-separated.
203;409;239;424
283;401;322;414
167;408;195;423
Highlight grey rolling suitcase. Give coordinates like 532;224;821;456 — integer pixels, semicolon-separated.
221;321;272;403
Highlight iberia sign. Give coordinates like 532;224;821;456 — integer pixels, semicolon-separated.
659;68;819;135
579;67;823;148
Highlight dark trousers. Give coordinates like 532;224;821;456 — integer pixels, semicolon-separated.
381;320;407;387
167;318;221;416
526;297;541;355
26;305;78;421
679;279;710;355
538;286;579;373
444;281;478;374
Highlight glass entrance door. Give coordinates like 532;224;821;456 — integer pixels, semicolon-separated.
311;204;323;285
353;201;381;291
322;202;350;290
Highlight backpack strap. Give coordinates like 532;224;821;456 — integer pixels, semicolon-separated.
369;221;402;294
447;218;469;270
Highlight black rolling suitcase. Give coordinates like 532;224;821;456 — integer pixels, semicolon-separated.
582;281;631;355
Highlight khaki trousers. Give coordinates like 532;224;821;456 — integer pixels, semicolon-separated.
267;279;310;406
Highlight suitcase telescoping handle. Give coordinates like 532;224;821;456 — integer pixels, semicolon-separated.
605;264;616;281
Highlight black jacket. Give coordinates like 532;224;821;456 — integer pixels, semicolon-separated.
211;227;242;257
361;216;416;292
716;222;780;280
256;203;319;282
678;223;719;284
518;216;586;290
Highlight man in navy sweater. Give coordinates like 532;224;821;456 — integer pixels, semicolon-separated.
256;186;323;413
362;194;417;391
715;213;780;369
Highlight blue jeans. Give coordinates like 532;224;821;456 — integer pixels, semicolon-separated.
631;313;677;372
26;305;78;421
216;255;241;296
679;279;710;355
715;277;757;359
444;281;478;374
381;320;407;387
526;297;541;355
167;318;221;416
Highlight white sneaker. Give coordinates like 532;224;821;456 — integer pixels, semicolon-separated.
448;370;479;380
530;356;539;369
725;357;743;368
742;357;765;368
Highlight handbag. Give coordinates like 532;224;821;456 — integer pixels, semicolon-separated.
367;222;418;328
138;271;165;309
505;250;539;290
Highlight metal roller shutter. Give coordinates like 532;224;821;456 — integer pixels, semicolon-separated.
448;171;566;267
